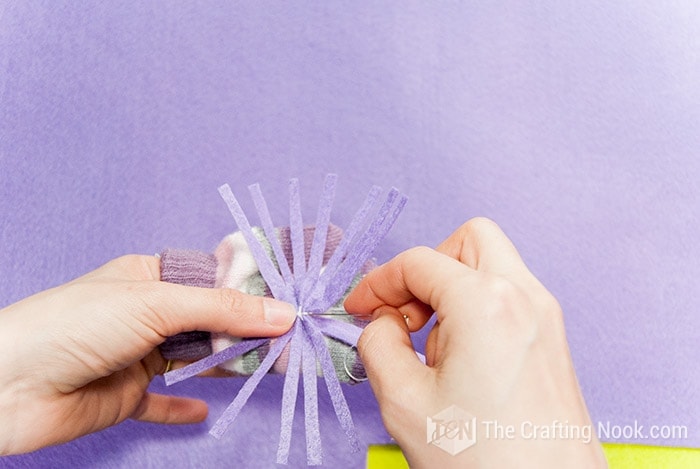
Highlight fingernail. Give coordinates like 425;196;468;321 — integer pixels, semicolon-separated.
263;299;296;326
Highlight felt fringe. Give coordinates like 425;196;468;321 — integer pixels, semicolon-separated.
165;174;406;465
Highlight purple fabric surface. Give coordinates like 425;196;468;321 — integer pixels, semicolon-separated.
158;332;212;362
159;249;218;288
1;2;699;467
158;249;217;360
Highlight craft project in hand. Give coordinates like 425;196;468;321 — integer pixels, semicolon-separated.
161;175;407;465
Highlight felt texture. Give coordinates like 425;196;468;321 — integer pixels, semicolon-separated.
162;224;366;380
1;2;699;467
601;443;700;468
158;249;217;361
165;176;403;465
366;444;700;469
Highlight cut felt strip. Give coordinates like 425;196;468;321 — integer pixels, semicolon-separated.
319;192;408;312
306;186;382;312
303;318;361;453
166;175;407;465
302;324;322;466
299;174;337;305
276;321;304;464
311;315;364;347
218;184;293;304
209;327;294;438
289;178;306;285
164;337;268;385
248;183;294;285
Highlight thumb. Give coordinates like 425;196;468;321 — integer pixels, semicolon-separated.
358;308;428;402
132;281;297;339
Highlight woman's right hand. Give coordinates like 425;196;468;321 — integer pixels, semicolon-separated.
345;218;606;468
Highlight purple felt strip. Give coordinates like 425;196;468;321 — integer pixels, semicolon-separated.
319;191;408;311
324;192;408;309
303;319;361;453
218;184;291;303
164;338;268;386
209;327;294;439
310;315;363;347
302;321;322;465
306;186;382;311
209;178;407;463
299;174;337;305
312;315;427;364
322;189;397;295
335;187;397;268
289;178;306;286
276;321;303;464
248;183;294;285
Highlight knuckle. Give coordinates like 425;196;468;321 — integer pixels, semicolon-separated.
535;290;564;323
484;275;522;306
216;288;247;318
129;282;174;337
445;218;502;267
477;276;530;325
109;254;143;271
124;279;161;301
398;245;434;262
105;254;158;280
459;217;500;238
163;400;178;424
113;254;143;266
108;254;141;269
393;246;436;274
477;275;565;346
440;271;473;297
390;246;435;278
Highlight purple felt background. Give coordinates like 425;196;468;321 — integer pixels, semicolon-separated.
1;1;698;467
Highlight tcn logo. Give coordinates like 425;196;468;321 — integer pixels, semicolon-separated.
426;405;477;456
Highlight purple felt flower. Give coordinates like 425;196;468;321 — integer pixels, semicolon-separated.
165;174;407;465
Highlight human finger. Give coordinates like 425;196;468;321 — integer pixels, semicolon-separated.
357;308;429;408
130;392;208;424
345;246;478;329
130;282;296;340
436;217;529;275
164;359;235;378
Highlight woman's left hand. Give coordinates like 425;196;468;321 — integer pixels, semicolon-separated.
0;255;296;455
